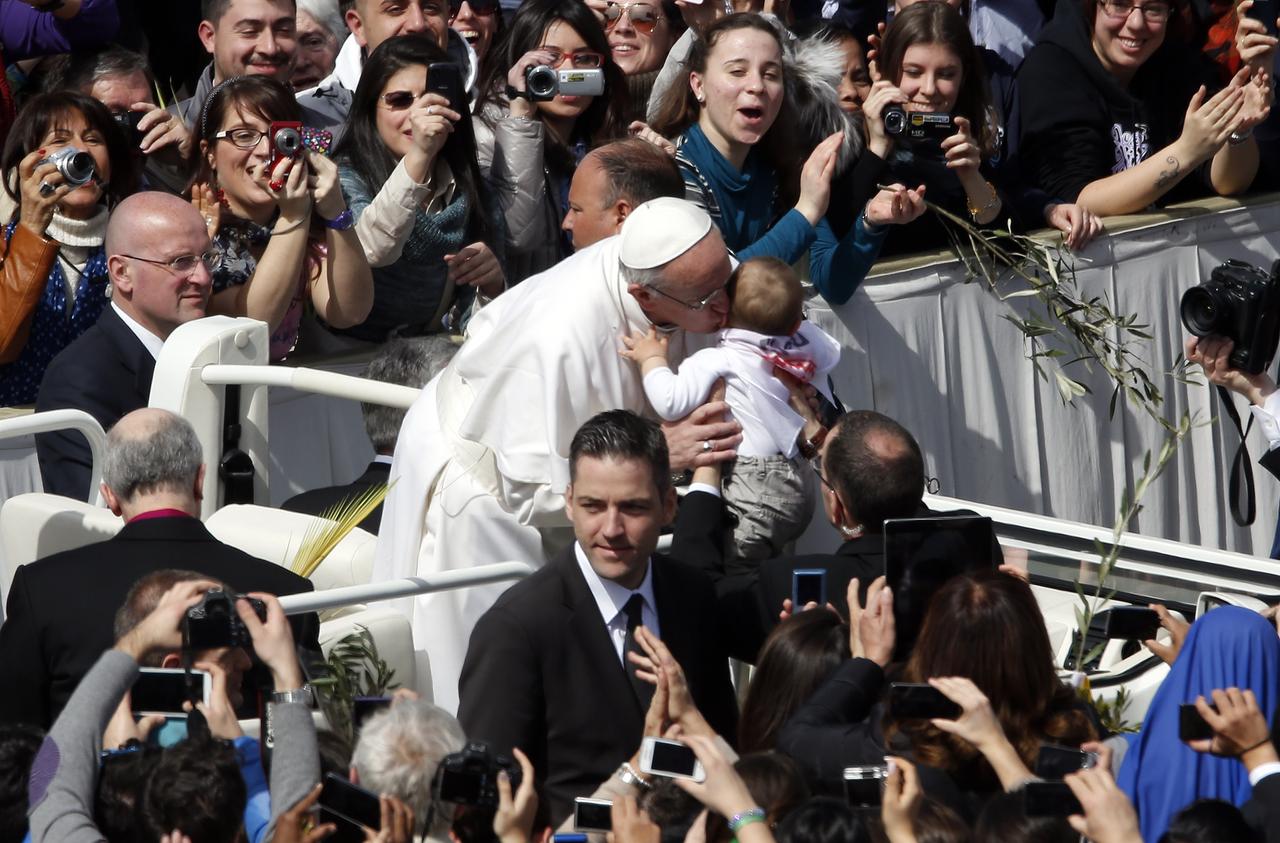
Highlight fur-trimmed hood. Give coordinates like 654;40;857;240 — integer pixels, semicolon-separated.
777;21;865;171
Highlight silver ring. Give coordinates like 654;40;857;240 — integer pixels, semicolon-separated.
427;106;436;115
39;181;54;197
701;440;712;453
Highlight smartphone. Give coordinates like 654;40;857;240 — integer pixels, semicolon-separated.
300;126;333;157
131;668;211;717
1103;607;1161;641
320;773;381;842
352;696;392;734
1179;703;1217;742
842;766;887;807
887;683;962;720
427;61;477;154
1022;781;1083;817
1247;0;1278;36
268;120;303;173
638;737;706;782
1034;744;1098;779
792;568;827;609
574;797;613;832
552;836;589;843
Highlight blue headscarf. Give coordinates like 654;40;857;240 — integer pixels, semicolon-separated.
1117;606;1280;841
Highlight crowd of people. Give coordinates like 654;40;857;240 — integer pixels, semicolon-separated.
3;0;1280;840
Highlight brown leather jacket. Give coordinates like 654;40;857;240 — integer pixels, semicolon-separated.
0;223;59;365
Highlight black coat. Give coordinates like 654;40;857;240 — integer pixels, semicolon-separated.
35;306;154;501
0;515;319;729
456;545;739;825
281;461;391;535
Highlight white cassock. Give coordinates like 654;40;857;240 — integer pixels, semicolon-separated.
373;235;703;712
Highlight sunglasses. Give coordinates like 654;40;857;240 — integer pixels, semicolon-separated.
604;1;661;35
380;90;423;110
539;45;605;69
448;0;499;21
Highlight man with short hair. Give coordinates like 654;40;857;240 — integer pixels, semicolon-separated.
298;0;477;135
351;698;466;840
35;191;213;500
0;408;317;729
457;410;738;824
178;0;301;126
282;336;456;533
561;138;685;250
375;197;743;712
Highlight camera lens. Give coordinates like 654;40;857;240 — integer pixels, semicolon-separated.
525;65;558;99
884;107;906;136
274;127;302;157
1180;285;1222;337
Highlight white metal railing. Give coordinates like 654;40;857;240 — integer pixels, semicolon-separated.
0;409;107;505
277;562;534;615
200;364;421;409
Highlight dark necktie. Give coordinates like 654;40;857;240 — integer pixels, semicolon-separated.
622;593;654;710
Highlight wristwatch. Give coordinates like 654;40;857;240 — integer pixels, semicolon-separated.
324;208;355;230
269;687;314;706
616;762;653;790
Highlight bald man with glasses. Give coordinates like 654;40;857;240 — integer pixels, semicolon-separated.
35;191;216;500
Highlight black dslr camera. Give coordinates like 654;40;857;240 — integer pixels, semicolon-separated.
184;588;266;650
433;742;521;807
1181;258;1280;375
883;106;954;147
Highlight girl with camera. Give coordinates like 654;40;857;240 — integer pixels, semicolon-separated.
473;0;628;283
190;76;372;362
0;91;139;405
333;35;504;342
1019;0;1273;216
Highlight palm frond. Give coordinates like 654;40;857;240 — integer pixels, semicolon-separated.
289;481;391;579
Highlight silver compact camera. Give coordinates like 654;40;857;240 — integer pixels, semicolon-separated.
524;65;605;101
40;147;96;187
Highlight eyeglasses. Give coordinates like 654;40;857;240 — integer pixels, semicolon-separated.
380;90;422;110
647;284;726;311
1099;0;1171;22
121;250;223;275
448;0;499;21
212;128;270;149
604;1;661;35
539;45;606;69
811;454;835;493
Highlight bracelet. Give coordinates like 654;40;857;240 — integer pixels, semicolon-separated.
967;180;1000;220
798;425;828;460
271;217;308;236
728;807;766;833
1240;736;1273;755
324;208;355;230
1229;127;1254;146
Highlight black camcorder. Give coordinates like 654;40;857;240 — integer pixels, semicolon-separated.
434;742;521;807
183;588;266;650
883;106;954;147
1181;258;1280;375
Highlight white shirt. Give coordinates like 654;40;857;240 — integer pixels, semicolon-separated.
111;303;165;360
1250;761;1280;786
1251;390;1280;451
642;321;841;458
573;542;660;666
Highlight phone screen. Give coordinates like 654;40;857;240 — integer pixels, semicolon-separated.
1103;607;1161;641
574;799;613;832
888;683;962;720
1035;744;1096;779
320;773;382;830
883;515;999;660
648;740;698;777
842;766;886;807
1248;0;1279;35
132;669;206;716
1179;703;1216;742
352;696;392;735
793;569;826;608
1023;781;1083;817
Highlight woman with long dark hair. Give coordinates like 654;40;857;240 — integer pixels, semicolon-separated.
334;34;504;341
190;75;372;361
473;0;629;282
1;91;139;404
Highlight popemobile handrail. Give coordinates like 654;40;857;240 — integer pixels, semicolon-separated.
199;364;421;409
0;409;107;506
276;562;535;615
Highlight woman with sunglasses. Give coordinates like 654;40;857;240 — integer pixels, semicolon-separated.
0;91;139;405
190;76;372;361
1019;0;1273;215
589;0;685;118
474;0;628;282
449;0;504;65
333;35;504;341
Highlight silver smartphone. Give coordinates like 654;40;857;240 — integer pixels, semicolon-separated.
638;737;706;782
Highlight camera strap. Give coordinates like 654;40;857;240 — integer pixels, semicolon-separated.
1217;384;1258;526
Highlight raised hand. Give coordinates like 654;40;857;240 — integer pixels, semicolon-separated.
493;747;538;843
1179;83;1246;163
1142;602;1189;666
795;131;843;226
17;149;72;237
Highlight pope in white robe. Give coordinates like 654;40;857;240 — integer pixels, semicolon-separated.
373;199;739;711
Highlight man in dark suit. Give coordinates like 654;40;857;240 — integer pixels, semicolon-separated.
457;410;739;824
36;191;214;500
674;410;998;660
0;408;317;729
281;337;456;533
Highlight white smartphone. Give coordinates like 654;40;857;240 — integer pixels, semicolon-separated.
638;737;706;782
131;668;212;717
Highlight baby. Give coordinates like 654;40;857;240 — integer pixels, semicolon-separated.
621;256;842;572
